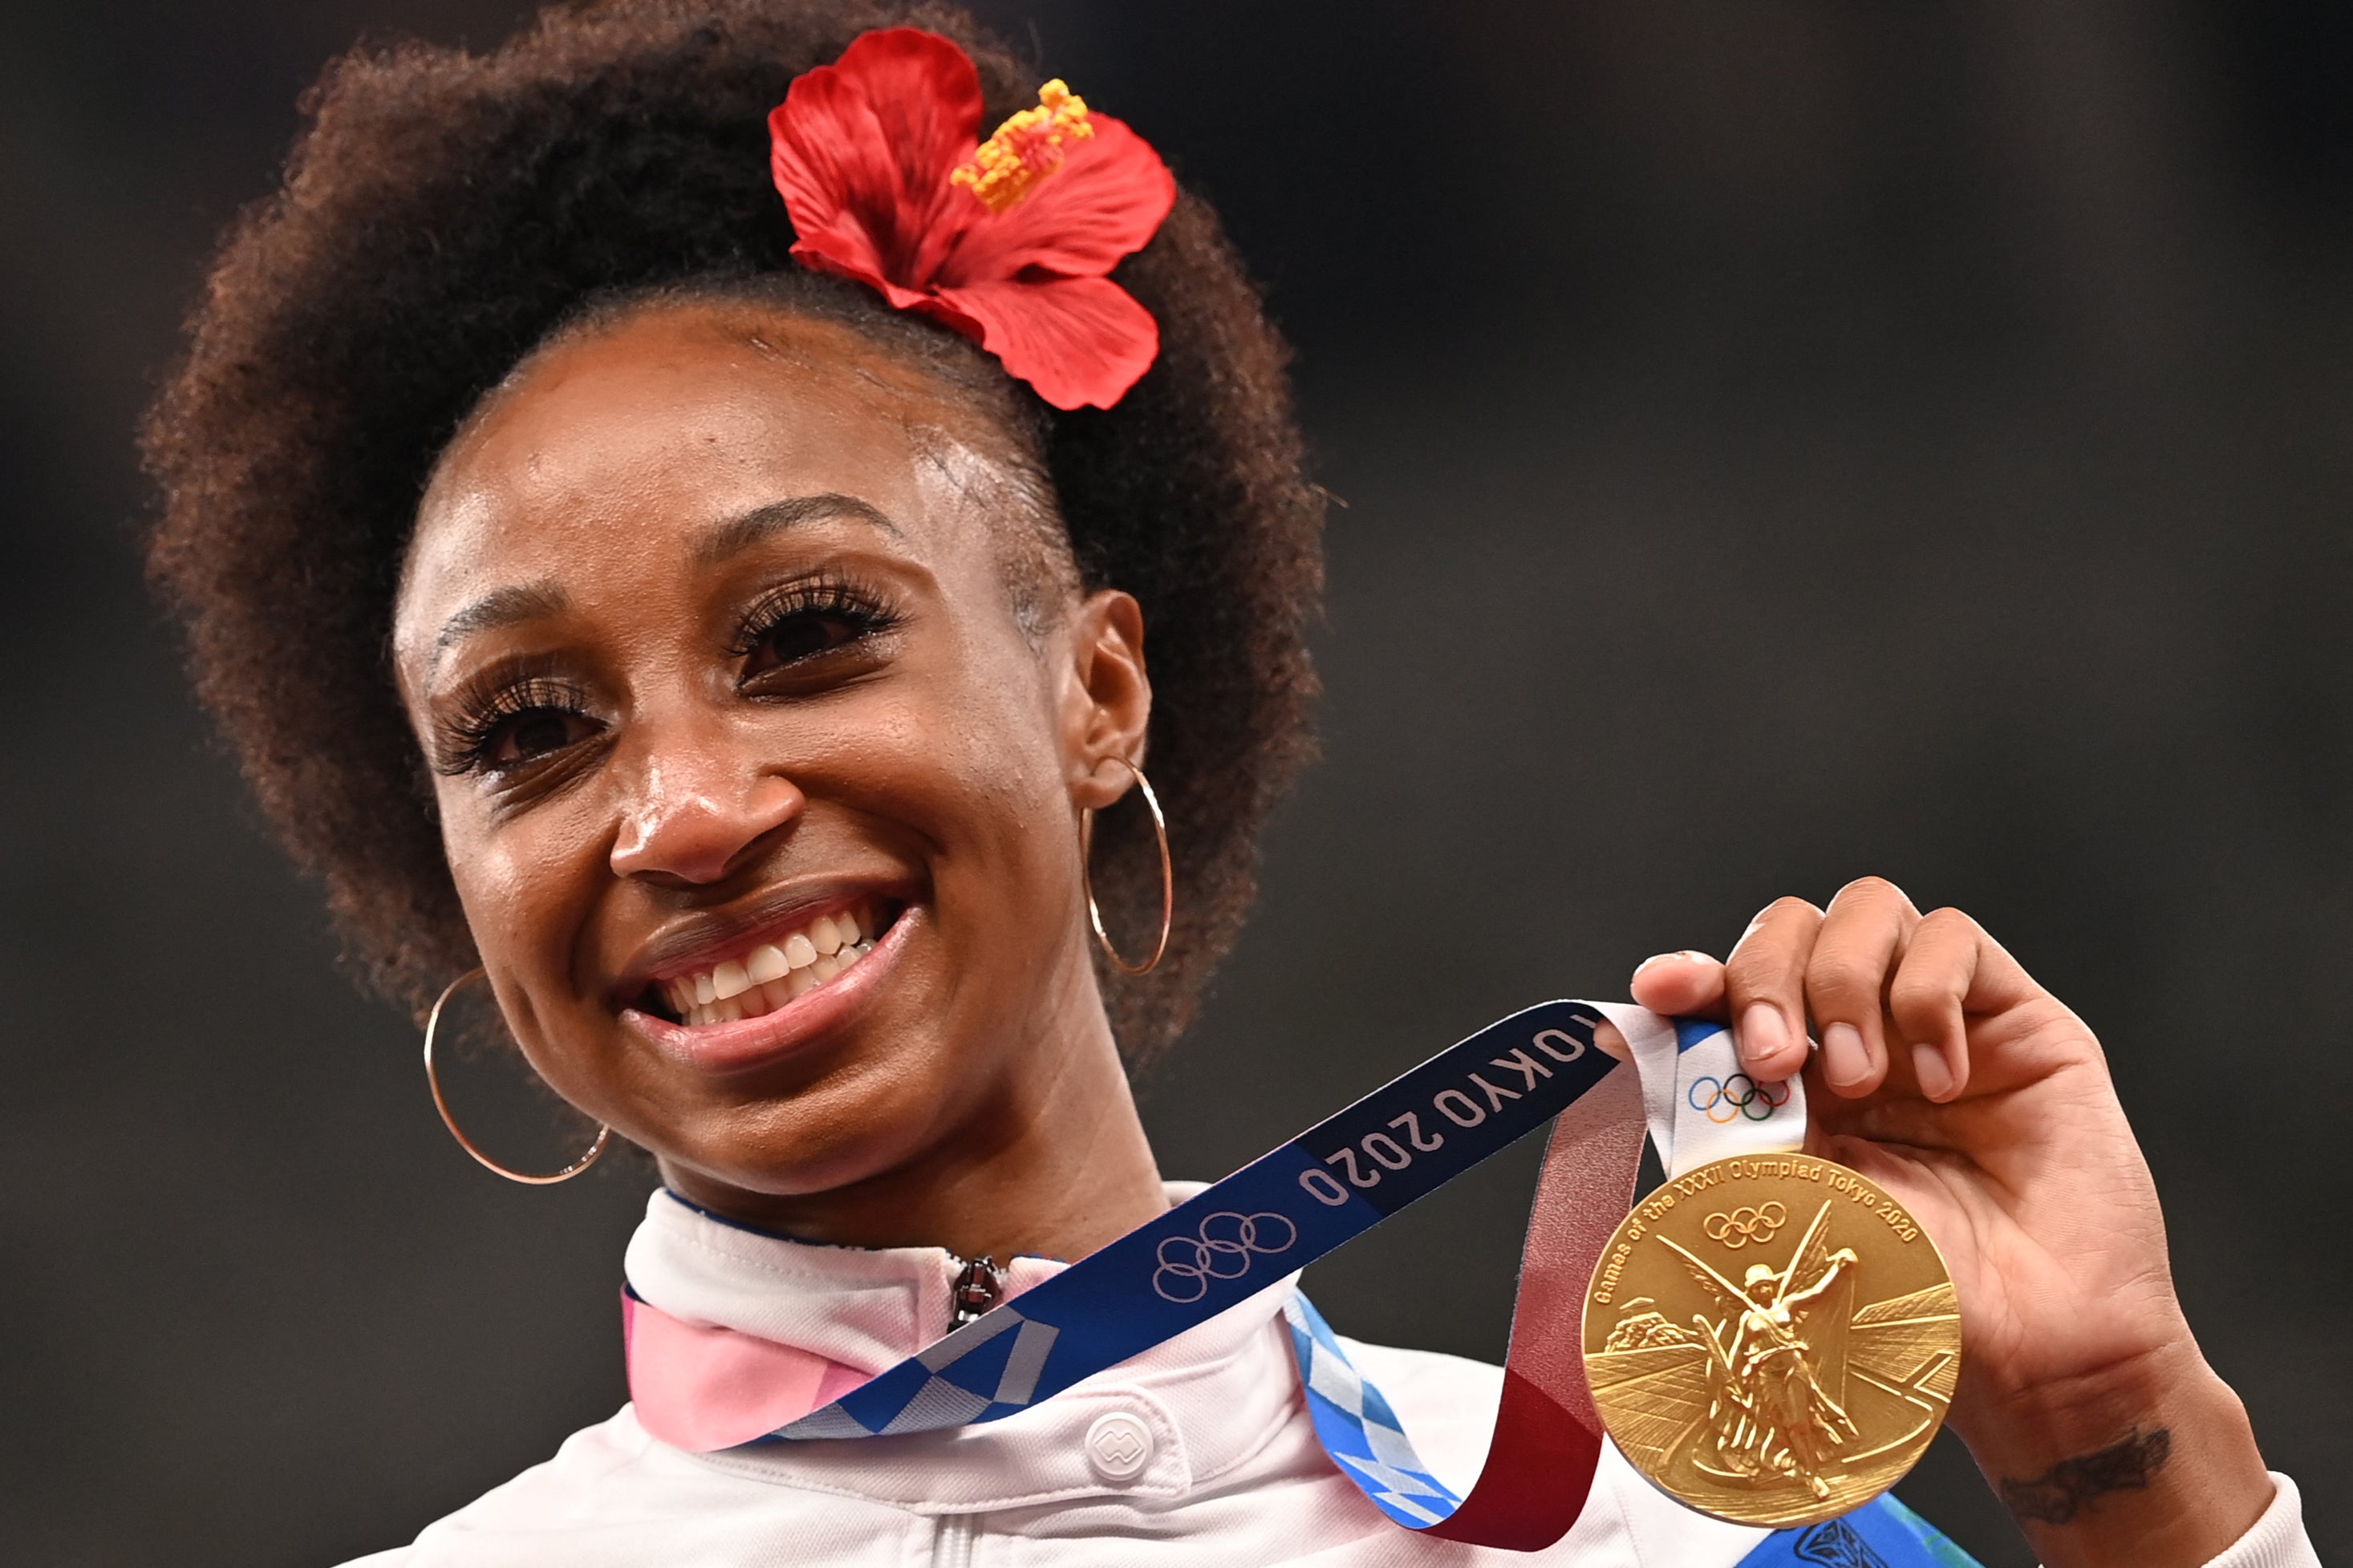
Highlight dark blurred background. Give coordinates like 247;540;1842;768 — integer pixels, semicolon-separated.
5;2;2350;1563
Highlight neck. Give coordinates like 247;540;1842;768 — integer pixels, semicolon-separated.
659;991;1168;1265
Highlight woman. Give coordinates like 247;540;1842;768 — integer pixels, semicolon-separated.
141;3;2314;1564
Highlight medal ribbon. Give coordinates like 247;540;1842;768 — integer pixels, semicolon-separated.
1621;1007;1807;1180
623;1002;1962;1558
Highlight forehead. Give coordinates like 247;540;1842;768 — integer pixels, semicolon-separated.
398;306;1008;639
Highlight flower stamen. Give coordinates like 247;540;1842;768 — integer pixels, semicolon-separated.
951;79;1094;213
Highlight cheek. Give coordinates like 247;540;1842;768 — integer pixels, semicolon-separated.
835;642;1077;910
930;646;1065;831
432;782;611;1005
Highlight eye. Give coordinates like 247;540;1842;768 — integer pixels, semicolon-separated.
477;704;599;768
434;673;602;778
745;606;866;671
732;576;901;681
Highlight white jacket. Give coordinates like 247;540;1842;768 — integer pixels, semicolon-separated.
348;1189;2317;1568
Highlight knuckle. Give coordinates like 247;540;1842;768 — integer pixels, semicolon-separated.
1805;953;1878;1005
1761;894;1823;922
1836;874;1909;909
1734;897;1821;953
1885;970;1951;1023
1724;937;1794;986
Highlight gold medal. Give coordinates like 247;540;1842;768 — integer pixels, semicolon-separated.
1582;1153;1960;1527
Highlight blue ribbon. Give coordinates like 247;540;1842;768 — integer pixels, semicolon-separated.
771;999;1617;1440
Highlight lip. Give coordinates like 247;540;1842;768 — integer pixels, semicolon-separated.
615;877;916;995
623;898;918;1076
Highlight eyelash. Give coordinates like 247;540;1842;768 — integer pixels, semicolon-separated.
432;671;596;778
432;577;902;780
725;573;903;670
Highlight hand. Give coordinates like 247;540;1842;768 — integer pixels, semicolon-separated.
1631;878;2272;1568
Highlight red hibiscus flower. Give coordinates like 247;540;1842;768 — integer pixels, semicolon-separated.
768;29;1177;411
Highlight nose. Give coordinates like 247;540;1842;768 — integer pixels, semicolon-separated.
608;729;806;886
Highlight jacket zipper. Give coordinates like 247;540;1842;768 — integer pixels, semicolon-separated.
934;1262;995;1566
947;1254;1003;1331
932;1511;978;1568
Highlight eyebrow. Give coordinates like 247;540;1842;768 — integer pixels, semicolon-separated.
426;495;903;680
430;581;568;678
692;492;905;569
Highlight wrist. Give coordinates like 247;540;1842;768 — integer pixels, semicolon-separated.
1957;1341;2271;1568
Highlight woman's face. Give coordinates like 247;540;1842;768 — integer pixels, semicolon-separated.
391;303;1149;1222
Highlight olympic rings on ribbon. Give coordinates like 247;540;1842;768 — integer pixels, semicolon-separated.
1702;1201;1789;1249
1686;1072;1791;1124
1150;1211;1299;1303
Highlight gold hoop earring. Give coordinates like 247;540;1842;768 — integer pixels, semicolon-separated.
1080;757;1173;975
423;966;611;1185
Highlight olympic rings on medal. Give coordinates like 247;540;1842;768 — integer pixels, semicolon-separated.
1686;1072;1792;1124
1150;1210;1299;1303
1702;1201;1789;1249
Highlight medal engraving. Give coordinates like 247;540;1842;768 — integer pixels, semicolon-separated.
1583;1156;1959;1527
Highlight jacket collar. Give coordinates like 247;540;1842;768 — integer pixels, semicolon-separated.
624;1187;1077;1376
620;1185;1307;1510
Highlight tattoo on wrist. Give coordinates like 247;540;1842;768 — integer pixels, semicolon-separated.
1998;1428;2172;1524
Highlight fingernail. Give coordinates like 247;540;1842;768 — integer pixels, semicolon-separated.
1912;1043;1953;1100
1822;1022;1870;1088
1633;950;1705;974
1738;1003;1789;1069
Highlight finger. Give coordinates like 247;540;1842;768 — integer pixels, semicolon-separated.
1952;919;2046;1019
1886;907;1979;1101
1722;897;1824;1083
1803;877;1921;1096
1629;950;1727;1019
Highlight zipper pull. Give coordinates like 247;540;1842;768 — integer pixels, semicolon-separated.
949;1254;1003;1330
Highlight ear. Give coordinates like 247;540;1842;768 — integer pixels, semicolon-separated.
1057;589;1151;810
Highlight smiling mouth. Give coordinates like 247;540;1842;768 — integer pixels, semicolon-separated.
640;897;902;1027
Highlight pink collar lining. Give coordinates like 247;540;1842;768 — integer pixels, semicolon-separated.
620;1189;1090;1451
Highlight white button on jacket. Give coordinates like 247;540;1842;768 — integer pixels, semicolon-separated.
345;1189;2318;1568
1083;1411;1154;1482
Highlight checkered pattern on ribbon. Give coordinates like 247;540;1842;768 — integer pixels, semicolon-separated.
777;1304;1064;1439
1281;1294;1463;1528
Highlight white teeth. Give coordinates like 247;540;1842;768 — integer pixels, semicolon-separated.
666;901;890;1024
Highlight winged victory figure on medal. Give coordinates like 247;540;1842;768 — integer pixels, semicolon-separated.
1584;1197;1962;1513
